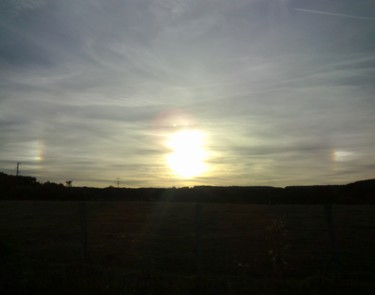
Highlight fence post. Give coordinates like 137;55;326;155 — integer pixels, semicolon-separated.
195;202;203;274
79;202;89;265
324;203;340;278
194;202;204;293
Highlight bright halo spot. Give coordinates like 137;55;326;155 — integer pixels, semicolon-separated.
166;129;208;178
332;149;356;162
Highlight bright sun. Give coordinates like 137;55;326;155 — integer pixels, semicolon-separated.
166;129;208;178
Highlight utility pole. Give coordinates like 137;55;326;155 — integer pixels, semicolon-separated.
117;177;120;188
16;162;20;176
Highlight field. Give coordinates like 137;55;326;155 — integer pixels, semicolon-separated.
1;201;375;294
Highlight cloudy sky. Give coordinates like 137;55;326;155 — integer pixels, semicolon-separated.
1;0;374;187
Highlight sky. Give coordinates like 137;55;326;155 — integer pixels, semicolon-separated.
0;0;374;188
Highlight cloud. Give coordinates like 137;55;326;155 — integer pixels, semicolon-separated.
0;0;374;187
294;8;375;22
0;0;48;16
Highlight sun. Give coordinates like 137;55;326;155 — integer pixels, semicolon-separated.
166;129;208;178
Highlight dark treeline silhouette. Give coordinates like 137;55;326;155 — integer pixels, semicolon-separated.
0;172;374;204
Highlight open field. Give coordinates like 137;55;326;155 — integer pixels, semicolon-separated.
1;201;375;294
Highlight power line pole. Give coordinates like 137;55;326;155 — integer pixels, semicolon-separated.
117;177;120;188
16;162;20;176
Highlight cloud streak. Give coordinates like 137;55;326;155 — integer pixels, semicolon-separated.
294;8;375;22
0;0;374;187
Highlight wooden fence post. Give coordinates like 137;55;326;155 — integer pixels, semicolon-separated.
194;202;204;293
195;203;203;273
78;202;90;293
324;203;340;278
79;202;89;265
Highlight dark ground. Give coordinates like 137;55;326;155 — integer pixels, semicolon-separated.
1;201;375;294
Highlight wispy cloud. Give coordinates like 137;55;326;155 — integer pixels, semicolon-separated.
0;0;374;187
294;8;375;22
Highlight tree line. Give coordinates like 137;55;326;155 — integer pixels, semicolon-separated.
0;172;374;204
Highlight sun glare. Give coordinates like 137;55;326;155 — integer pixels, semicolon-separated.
166;129;208;178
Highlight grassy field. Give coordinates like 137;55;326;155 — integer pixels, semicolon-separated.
0;201;375;294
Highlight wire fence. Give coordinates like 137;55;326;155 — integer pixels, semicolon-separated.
1;201;375;294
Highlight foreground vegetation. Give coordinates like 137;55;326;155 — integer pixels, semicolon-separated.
0;201;374;294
